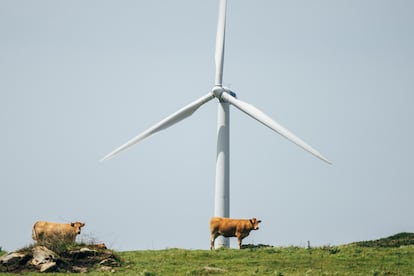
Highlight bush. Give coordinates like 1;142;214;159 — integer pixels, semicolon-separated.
354;232;414;248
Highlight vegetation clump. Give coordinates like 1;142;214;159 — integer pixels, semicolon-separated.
354;232;414;248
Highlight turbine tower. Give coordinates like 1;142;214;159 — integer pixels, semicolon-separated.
102;0;331;248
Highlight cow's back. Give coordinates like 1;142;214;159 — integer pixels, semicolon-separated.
32;221;53;240
33;221;61;233
210;217;240;237
32;221;77;241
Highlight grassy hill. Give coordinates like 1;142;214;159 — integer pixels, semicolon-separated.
116;245;414;275
1;233;414;275
353;232;414;248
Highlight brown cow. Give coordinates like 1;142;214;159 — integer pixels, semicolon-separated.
210;217;262;250
32;221;85;243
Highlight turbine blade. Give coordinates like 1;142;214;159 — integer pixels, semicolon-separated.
214;0;227;86
221;92;331;164
101;92;215;161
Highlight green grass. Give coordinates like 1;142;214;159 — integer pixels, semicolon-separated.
2;244;413;275
2;233;414;275
116;245;414;275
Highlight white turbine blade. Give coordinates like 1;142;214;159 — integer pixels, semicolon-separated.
221;92;331;164
214;0;227;86
101;92;215;161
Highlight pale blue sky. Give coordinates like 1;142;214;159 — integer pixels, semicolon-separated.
1;0;413;251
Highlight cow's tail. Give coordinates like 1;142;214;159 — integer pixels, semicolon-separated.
32;222;38;241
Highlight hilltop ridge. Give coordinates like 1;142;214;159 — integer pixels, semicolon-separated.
353;232;414;247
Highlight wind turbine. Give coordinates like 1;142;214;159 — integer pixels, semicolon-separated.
102;0;331;248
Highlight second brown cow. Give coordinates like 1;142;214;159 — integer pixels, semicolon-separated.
210;217;262;249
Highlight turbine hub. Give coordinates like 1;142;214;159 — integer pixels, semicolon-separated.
212;86;224;98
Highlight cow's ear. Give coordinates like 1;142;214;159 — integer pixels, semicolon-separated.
71;223;75;227
250;219;255;224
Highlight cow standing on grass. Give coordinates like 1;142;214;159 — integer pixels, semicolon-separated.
32;221;85;243
210;217;262;250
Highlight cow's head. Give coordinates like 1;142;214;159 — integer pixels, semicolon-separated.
70;222;85;234
250;218;262;230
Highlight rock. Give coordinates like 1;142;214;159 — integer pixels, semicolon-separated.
0;251;32;273
204;266;226;272
69;247;97;259
39;261;56;272
31;246;58;266
1;244;119;273
0;252;27;264
72;265;88;273
80;247;91;252
101;265;115;272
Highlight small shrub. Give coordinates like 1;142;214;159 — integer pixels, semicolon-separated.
140;269;156;276
241;243;273;250
372;270;380;276
321;245;340;255
35;237;77;255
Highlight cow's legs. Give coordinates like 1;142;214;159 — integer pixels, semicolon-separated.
237;238;242;249
210;233;220;250
236;234;243;249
